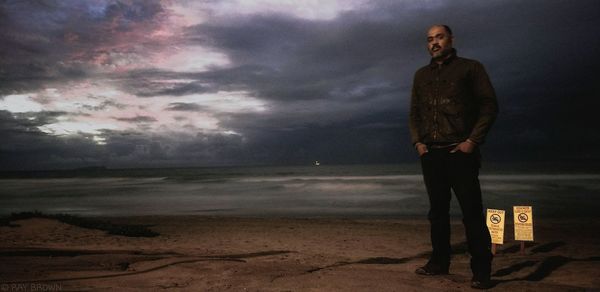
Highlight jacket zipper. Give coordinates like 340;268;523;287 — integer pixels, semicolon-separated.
433;65;441;141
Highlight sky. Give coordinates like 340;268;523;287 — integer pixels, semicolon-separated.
1;0;599;170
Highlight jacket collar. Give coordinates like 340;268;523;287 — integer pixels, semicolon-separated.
429;48;457;68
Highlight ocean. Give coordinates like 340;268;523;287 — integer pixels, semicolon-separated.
1;164;599;218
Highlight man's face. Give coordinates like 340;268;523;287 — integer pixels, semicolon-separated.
427;26;453;58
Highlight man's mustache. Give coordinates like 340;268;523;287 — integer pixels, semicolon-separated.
431;45;441;51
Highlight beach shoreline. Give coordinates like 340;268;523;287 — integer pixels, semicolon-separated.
1;215;599;291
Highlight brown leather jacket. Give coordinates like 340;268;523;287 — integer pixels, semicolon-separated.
409;49;498;145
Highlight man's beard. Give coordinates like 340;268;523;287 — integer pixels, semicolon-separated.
430;46;452;60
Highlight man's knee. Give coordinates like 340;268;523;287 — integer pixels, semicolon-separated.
428;210;450;222
461;211;485;225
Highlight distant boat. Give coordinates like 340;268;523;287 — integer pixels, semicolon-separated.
314;161;320;166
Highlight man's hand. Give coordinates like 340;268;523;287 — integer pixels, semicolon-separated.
450;140;477;153
416;143;429;157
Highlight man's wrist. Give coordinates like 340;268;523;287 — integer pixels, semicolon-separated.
466;139;477;146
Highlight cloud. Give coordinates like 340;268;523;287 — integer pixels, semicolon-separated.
166;102;205;112
1;0;599;170
79;99;128;111
0;0;170;94
0;110;247;170
114;115;157;123
135;81;211;97
0;110;105;170
0;94;44;112
183;0;600;162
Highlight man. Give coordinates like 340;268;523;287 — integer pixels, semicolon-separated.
409;25;498;289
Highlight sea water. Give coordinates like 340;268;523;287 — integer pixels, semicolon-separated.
1;164;599;218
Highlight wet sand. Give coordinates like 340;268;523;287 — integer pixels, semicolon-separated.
1;216;599;291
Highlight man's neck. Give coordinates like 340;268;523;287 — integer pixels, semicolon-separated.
435;51;454;65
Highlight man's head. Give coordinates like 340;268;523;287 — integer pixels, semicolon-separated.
427;25;454;59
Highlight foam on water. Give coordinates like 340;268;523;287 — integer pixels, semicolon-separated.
1;166;599;217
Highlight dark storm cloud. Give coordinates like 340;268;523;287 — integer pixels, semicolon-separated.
185;14;415;103
0;110;105;170
165;102;206;112
0;110;247;170
0;0;167;94
114;115;157;123
97;130;247;168
135;82;210;97
11;110;68;126
183;0;600;163
111;66;268;97
214;110;407;165
1;111;49;135
175;12;418;152
79;99;128;111
2;0;600;170
168;5;432;163
117;69;215;97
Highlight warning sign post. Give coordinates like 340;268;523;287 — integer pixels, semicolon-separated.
486;209;505;255
513;206;534;254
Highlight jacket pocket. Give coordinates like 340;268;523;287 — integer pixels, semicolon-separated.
441;103;466;134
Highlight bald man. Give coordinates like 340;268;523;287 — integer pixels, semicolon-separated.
409;25;498;289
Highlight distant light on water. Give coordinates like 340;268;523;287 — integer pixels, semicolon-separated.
1;166;599;218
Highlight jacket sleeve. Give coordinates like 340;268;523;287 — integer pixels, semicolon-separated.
468;61;498;144
408;72;421;145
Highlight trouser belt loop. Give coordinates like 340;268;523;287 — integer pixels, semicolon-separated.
428;143;459;149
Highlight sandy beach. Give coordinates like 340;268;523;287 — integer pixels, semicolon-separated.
1;215;599;291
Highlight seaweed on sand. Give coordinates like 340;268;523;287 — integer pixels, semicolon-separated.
0;211;159;237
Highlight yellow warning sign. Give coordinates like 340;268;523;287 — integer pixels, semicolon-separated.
486;209;505;244
513;206;534;241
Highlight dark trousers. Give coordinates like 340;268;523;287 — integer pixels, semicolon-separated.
420;147;492;280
